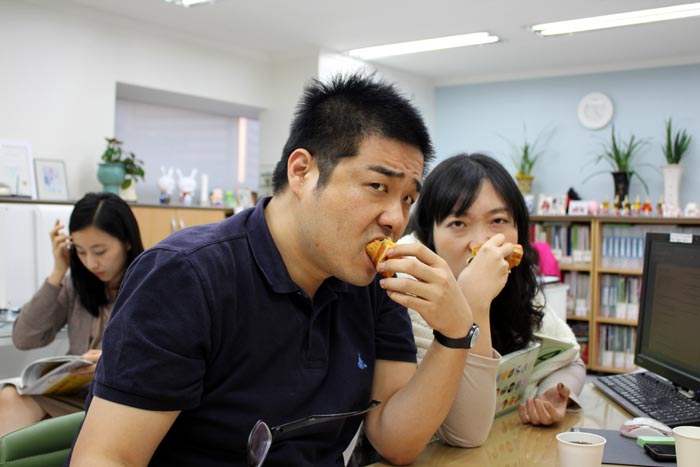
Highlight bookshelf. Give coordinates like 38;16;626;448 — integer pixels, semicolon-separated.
531;215;700;374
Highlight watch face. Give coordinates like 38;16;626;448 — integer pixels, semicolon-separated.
577;92;614;130
469;324;480;348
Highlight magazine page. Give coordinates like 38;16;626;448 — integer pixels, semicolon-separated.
0;376;22;390
533;333;575;366
19;355;93;396
495;341;541;417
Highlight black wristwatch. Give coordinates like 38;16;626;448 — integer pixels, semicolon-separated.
433;324;480;349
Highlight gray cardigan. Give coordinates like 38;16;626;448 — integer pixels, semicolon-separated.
13;276;96;355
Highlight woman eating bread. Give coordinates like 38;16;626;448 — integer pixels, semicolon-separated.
396;153;585;447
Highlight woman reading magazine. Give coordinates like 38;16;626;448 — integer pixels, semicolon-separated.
400;154;585;447
0;192;143;436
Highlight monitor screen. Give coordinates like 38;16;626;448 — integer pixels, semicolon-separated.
635;232;700;393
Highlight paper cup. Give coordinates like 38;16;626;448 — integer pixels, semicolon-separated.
556;431;606;467
673;426;700;467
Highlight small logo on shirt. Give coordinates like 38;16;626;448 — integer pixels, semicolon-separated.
357;353;368;370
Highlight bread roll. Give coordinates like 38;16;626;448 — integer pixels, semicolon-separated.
366;238;395;278
470;243;523;269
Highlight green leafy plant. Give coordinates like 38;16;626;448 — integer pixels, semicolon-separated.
662;118;692;164
583;125;654;194
504;124;552;176
100;137;145;189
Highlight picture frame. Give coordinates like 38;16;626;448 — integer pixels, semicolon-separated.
568;200;591;216
34;158;69;201
0;140;35;198
236;187;254;208
537;193;567;215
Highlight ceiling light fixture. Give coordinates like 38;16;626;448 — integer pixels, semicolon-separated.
163;0;216;8
347;32;499;60
531;2;700;36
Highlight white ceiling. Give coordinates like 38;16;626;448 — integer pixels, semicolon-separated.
66;0;700;85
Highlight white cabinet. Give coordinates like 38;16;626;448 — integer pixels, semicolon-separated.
0;202;72;309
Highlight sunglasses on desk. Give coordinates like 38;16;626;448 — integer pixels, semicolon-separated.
246;399;381;467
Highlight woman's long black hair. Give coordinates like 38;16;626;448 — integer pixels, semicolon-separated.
69;192;144;317
407;153;544;355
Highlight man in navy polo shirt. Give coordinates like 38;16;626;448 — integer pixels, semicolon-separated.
70;73;484;466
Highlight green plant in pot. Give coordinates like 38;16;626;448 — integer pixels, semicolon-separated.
583;125;653;205
660;118;692;212
97;137;145;197
504;124;551;195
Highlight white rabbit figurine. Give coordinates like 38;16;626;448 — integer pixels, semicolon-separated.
158;166;175;205
177;168;198;206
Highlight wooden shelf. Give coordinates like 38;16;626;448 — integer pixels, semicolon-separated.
531;215;700;374
559;264;592;272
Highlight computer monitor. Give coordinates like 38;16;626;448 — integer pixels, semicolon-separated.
635;232;700;393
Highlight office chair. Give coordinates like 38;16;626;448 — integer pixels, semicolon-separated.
0;411;84;467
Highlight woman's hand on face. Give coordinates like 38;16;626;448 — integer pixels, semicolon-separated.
379;242;473;339
47;219;71;286
456;234;512;316
71;349;102;377
518;383;571;426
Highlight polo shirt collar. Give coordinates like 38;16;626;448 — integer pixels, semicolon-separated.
246;197;348;296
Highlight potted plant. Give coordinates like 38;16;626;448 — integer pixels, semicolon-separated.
505;124;551;195
661;118;692;212
97;137;145;199
583;125;652;204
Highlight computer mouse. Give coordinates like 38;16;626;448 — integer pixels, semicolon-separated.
619;417;673;438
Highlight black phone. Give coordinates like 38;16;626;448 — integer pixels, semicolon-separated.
643;443;676;462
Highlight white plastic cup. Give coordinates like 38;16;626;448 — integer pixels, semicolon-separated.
556;431;606;467
673;425;700;467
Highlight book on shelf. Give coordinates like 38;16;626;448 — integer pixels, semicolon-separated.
496;333;576;417
597;325;636;370
0;355;93;396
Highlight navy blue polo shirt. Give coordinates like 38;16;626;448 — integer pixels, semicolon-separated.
85;198;417;466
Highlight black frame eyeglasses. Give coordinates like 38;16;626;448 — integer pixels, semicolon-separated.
246;400;381;467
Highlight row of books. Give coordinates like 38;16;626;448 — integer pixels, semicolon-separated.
568;322;590;365
531;223;591;264
601;224;700;269
598;324;636;370
599;274;641;321
563;271;590;317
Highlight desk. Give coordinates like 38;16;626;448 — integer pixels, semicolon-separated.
370;384;636;467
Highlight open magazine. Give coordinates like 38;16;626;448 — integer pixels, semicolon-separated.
0;355;93;396
495;333;575;417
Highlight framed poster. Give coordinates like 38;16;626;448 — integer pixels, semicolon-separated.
0;141;35;198
34;158;69;201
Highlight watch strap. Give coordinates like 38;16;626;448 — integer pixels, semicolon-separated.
433;324;479;349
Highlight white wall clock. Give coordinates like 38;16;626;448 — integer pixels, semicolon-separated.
577;92;614;130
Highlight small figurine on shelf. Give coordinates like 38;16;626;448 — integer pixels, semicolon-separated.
657;196;664;216
601;196;611;215
632;195;641;216
224;189;237;208
613;194;621;216
210;188;224;207
158;166;175;205
622;195;631;216
641;196;653;216
177;169;198;206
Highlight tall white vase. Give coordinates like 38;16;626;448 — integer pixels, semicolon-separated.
662;164;683;212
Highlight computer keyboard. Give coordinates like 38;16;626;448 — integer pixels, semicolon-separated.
593;372;700;427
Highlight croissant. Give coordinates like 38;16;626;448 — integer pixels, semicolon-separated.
366;238;396;278
470;243;523;269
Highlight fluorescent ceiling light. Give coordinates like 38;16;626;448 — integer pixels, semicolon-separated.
347;32;499;60
531;2;700;36
163;0;215;7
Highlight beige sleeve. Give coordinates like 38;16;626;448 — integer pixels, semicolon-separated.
436;350;501;447
410;307;500;447
12;278;70;350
